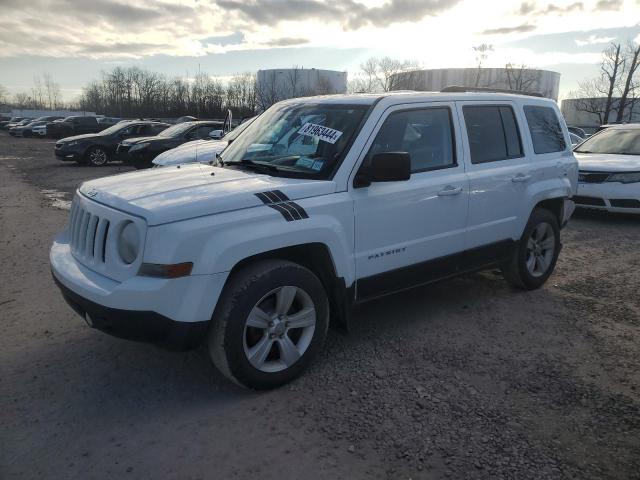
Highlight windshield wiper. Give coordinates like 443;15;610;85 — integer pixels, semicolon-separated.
224;159;281;173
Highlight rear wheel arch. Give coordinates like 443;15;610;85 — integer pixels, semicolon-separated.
533;197;564;225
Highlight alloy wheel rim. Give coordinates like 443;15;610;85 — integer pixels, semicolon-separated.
526;222;555;277
243;286;316;373
90;149;107;165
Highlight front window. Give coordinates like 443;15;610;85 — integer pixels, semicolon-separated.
158;122;194;138
219;102;369;178
574;128;640;155
98;123;131;136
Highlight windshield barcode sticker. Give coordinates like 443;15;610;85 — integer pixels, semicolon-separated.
298;123;343;144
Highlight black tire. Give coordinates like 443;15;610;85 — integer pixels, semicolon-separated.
208;259;329;390
86;146;109;166
502;208;561;290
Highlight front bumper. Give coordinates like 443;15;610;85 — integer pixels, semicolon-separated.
54;146;82;161
575;181;640;214
50;232;228;349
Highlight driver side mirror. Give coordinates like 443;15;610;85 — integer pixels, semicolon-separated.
354;152;411;188
209;129;224;140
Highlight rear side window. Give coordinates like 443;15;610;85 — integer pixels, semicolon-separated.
365;107;456;173
524;106;566;154
463;106;523;164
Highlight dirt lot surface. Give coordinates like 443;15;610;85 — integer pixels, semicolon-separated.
1;132;639;479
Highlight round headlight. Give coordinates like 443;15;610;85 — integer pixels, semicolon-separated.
118;222;140;264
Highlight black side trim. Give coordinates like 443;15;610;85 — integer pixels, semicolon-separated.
357;239;515;302
609;198;640;208
255;190;309;222
573;195;606;207
52;273;208;350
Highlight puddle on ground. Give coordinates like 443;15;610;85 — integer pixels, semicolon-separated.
41;189;71;210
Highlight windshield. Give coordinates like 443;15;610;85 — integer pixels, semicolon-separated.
219;103;369;178
226;116;257;142
575;129;640;155
158;122;193;137
98;123;131;136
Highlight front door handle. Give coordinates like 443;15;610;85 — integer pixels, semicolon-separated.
512;173;532;183
437;185;463;196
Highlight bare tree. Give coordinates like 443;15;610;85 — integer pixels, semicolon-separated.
615;41;640;122
599;43;624;123
0;84;8;104
43;72;61;110
14;92;31;109
569;79;611;125
504;63;538;92
355;56;421;92
473;44;493;87
31;75;45;109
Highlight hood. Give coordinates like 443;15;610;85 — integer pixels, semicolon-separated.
575;153;640;172
79;163;336;226
58;133;99;143
152;139;228;166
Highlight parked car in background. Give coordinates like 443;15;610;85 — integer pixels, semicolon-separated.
176;115;197;123
50;91;577;389
568;126;586;139
573;124;640;214
8;119;34;135
47;116;104;139
0;116;24;129
118;120;223;169
153;116;258;167
12;116;64;137
97;117;122;128
55;120;170;166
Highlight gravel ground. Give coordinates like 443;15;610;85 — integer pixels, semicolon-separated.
1;132;639;479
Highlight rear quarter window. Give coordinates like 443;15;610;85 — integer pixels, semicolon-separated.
523;106;566;154
463;105;523;164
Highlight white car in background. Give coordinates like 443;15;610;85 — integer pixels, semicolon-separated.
573;124;640;214
152;117;257;167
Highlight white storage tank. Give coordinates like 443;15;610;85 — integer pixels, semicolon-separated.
256;68;347;109
390;68;561;101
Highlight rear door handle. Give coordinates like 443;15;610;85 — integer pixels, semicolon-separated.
437;185;463;196
512;173;531;183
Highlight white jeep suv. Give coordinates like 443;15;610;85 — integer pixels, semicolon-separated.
51;91;578;389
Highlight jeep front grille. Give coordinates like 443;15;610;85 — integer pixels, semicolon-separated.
69;201;110;263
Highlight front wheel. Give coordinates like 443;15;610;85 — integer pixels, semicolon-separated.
208;260;329;390
502;208;560;290
86;146;109;166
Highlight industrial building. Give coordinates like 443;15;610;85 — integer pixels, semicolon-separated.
255;68;347;109
390;68;561;101
561;98;640;133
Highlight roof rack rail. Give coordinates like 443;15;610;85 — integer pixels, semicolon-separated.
441;85;544;97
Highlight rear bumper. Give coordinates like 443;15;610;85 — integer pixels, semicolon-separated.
575;182;640;214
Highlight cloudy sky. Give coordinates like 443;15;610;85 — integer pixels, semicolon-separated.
0;0;639;101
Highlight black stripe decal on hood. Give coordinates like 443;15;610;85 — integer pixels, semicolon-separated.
254;190;309;222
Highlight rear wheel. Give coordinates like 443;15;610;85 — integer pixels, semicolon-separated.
86;146;109;166
208;260;329;390
502;208;560;290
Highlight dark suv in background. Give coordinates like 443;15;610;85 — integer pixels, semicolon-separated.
117;120;222;168
55;120;170;166
47;116;105;139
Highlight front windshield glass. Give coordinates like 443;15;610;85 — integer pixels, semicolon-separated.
158;122;193;137
219;103;369;178
575;129;640;155
98;123;130;136
226;116;257;142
